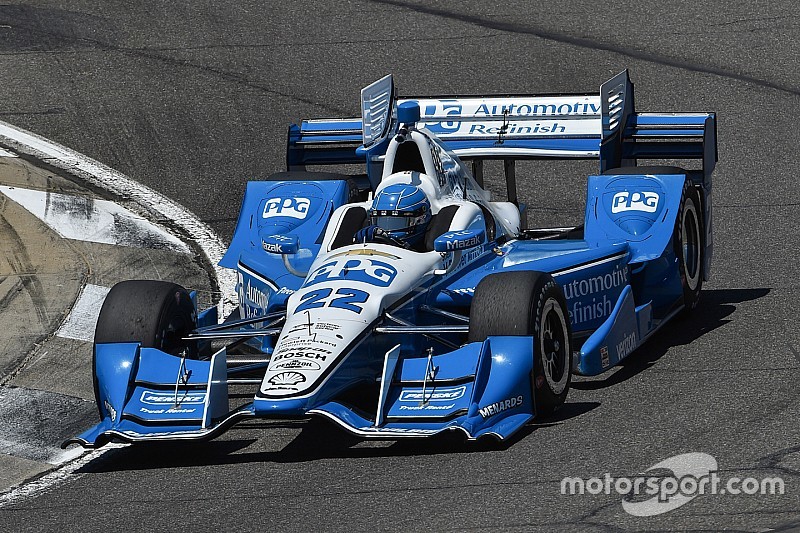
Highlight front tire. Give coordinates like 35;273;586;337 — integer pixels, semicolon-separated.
468;271;572;417
94;280;197;356
92;280;197;420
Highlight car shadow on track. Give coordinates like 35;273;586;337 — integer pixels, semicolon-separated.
571;287;770;391
75;402;601;471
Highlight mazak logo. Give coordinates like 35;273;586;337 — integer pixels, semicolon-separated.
305;258;397;287
262;235;294;254
399;386;467;402
263;241;285;253
444;230;482;251
262;197;311;219
611;191;660;214
140;391;206;405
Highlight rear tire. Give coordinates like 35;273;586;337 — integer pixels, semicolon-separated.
94;280;197;356
675;182;704;313
468;271;572;417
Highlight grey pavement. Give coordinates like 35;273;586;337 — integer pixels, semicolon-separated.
0;1;798;531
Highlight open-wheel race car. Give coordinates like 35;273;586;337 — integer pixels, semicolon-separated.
65;70;717;447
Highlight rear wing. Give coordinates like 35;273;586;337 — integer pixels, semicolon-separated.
286;70;717;189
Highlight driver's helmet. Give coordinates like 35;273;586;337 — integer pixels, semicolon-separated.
369;183;432;246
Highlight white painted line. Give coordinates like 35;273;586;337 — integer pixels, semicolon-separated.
48;445;86;466
0;147;17;157
0;186;190;253
55;284;111;342
0;121;236;316
0;444;125;509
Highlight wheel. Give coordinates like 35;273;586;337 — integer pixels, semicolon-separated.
92;280;197;420
675;181;704;313
94;280;197;356
468;271;572;417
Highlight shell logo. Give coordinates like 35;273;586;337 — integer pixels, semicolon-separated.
267;371;306;386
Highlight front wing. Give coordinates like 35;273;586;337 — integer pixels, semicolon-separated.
64;335;537;448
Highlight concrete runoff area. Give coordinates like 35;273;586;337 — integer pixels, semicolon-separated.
0;152;215;492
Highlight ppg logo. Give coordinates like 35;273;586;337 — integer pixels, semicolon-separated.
262;197;311;219
304;258;397;287
611;191;660;214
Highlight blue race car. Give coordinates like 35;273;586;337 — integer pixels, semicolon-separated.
66;70;717;447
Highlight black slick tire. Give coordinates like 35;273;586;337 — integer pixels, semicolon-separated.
468;271;572;417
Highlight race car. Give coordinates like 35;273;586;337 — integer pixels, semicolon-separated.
65;70;717;447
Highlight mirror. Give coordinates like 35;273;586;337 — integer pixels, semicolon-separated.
261;234;299;255
433;228;485;253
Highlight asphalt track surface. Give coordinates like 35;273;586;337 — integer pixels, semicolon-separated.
1;1;799;531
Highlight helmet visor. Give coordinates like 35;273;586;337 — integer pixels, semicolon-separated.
370;211;428;232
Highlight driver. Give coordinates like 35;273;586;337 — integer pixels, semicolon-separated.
354;183;431;251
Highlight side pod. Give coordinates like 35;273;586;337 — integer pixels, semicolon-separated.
576;285;657;376
584;172;687;263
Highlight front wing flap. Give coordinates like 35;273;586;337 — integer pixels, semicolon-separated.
63;343;252;448
310;336;536;440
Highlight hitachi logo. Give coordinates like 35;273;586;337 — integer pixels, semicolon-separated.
479;395;523;419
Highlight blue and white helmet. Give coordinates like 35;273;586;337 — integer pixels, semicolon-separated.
370;184;432;246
